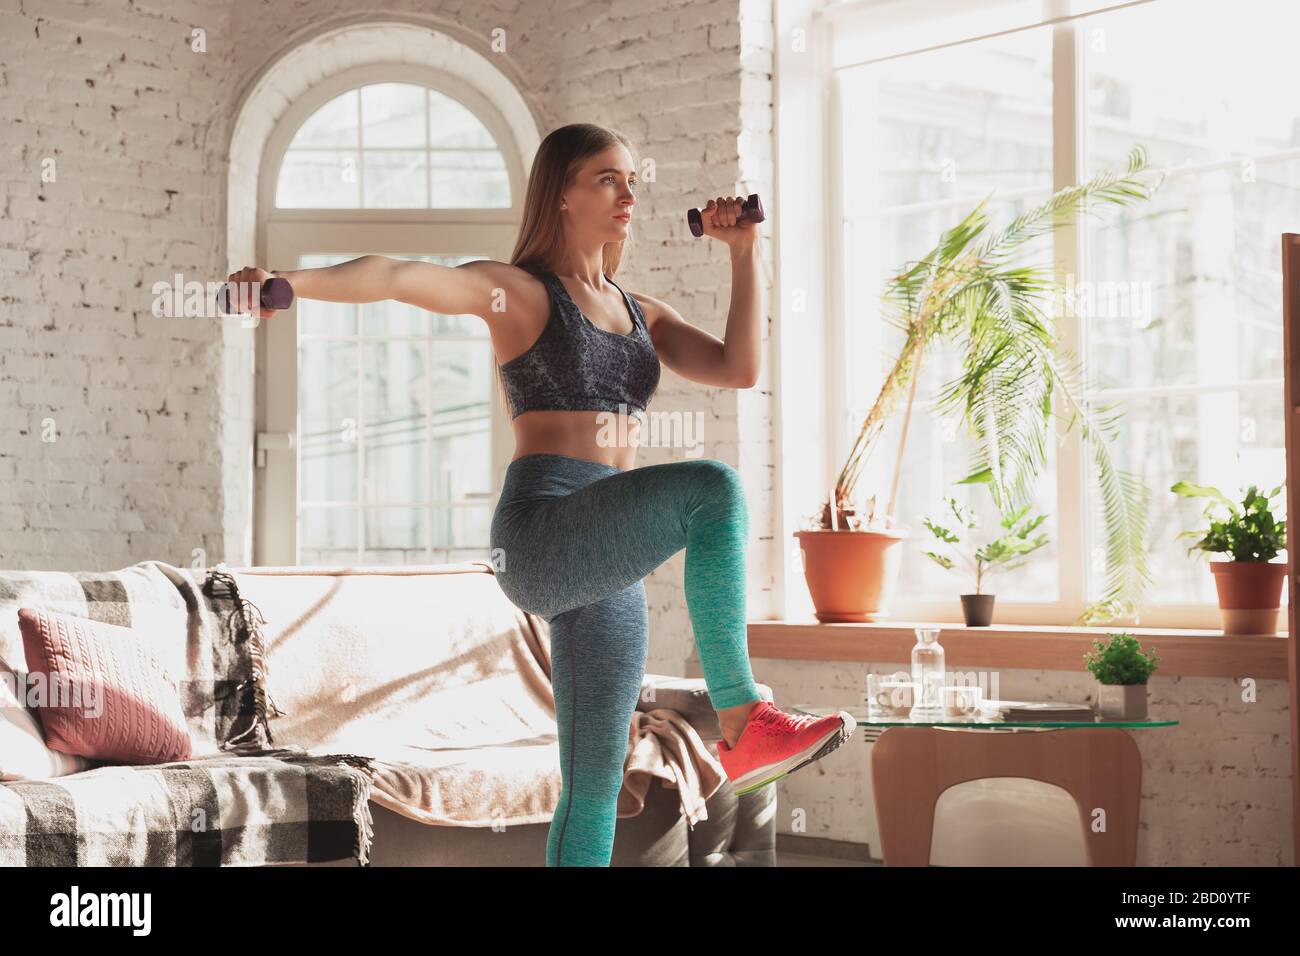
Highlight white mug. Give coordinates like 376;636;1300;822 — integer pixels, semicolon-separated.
943;684;984;718
875;680;917;716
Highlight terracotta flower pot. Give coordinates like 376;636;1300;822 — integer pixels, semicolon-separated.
795;529;909;623
960;593;995;627
1208;560;1288;635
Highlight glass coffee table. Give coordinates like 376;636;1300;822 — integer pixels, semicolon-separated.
794;705;1180;866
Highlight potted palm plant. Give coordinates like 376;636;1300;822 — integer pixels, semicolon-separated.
1171;481;1288;635
795;146;1163;625
1083;632;1160;720
922;494;1050;626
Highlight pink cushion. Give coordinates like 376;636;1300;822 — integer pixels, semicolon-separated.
17;607;191;765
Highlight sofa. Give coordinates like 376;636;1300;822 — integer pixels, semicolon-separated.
0;559;776;866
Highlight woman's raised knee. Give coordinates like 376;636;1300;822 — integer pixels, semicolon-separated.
680;458;747;528
694;458;744;499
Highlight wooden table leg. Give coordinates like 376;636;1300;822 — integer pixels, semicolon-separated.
870;727;1142;866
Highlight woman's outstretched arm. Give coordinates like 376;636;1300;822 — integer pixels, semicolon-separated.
228;256;509;319
270;254;400;303
279;256;513;318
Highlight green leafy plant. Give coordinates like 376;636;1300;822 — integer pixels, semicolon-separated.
1170;481;1287;562
1083;632;1160;685
819;145;1164;625
922;494;1049;595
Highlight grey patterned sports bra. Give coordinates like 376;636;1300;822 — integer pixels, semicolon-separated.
497;269;661;420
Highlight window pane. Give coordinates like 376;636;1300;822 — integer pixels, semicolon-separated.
299;298;358;337
300;507;357;565
1082;0;1298;606
288;89;358;148
361;83;426;148
363;293;428;339
430;149;510;207
431;338;492;488
362;150;429;207
296;257;494;568
841;25;1057;604
276;83;509;209
1080;169;1292;388
842;27;1053;216
364;507;427;564
276;151;360;207
363;340;429;503
432;505;490;549
1085;0;1300;171
429;91;497;148
299;339;358;504
433;359;493;505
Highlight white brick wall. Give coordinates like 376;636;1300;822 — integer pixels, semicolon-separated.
2;0;230;573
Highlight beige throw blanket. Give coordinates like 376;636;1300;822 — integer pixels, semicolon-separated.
619;709;726;828
231;565;724;831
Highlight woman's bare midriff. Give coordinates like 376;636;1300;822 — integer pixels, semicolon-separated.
510;410;642;471
496;269;649;472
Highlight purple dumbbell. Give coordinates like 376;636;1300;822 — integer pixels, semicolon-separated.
218;276;295;315
687;193;765;238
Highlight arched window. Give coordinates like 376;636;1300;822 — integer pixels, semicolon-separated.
274;83;511;209
256;64;524;567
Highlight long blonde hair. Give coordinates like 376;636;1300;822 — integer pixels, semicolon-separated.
494;123;637;414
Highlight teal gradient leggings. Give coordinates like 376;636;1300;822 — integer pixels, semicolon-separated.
489;452;763;867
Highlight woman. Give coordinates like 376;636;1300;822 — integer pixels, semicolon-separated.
227;123;855;867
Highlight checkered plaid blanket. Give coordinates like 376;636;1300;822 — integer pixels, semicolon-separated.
0;747;375;866
0;560;376;866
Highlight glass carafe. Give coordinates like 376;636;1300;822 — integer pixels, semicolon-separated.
909;627;945;720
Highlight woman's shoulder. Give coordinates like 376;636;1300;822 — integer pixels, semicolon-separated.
461;259;550;289
460;259;553;306
450;260;555;332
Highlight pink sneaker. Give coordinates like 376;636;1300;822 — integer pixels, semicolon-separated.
717;701;856;795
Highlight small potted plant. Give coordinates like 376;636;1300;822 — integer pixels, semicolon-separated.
1083;632;1160;720
922;494;1049;626
1171;481;1288;635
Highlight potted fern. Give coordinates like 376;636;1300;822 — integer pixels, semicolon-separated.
1083;632;1160;720
1170;481;1288;635
922;493;1050;626
795;146;1163;625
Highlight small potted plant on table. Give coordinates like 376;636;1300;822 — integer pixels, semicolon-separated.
921;494;1049;626
1171;481;1288;635
1083;632;1160;720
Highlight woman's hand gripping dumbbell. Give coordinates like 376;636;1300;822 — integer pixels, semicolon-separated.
686;193;765;242
218;267;295;318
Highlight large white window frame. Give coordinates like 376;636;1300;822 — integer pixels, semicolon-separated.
792;0;1284;629
253;63;522;566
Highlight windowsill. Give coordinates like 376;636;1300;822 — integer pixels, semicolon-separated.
747;620;1291;679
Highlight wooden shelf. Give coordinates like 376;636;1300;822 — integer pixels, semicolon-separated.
746;620;1290;679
